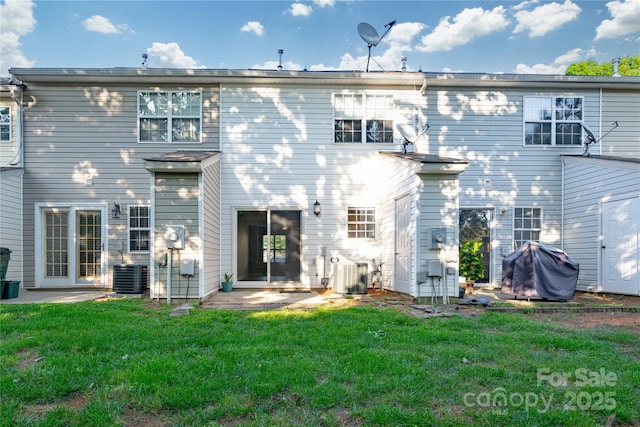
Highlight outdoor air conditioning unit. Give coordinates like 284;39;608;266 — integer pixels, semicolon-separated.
112;264;149;294
333;262;368;294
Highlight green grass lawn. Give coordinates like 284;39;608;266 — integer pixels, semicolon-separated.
1;299;638;426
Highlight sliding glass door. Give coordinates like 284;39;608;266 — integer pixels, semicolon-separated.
237;210;301;285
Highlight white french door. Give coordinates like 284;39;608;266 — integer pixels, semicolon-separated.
36;205;107;288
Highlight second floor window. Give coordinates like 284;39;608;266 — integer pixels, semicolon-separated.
138;91;201;143
524;97;583;146
334;94;394;144
0;107;10;142
129;206;150;252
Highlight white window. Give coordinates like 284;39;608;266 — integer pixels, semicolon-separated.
334;94;394;144
347;207;375;239
138;92;201;142
524;97;583;146
0;106;10;142
513;207;542;249
129;206;150;252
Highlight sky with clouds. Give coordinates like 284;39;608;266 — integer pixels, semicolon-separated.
1;0;639;76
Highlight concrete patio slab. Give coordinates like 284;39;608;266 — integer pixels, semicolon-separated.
0;289;110;304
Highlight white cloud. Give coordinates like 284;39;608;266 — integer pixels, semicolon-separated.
595;0;640;40
146;42;206;68
0;0;37;75
250;60;304;71
514;47;597;74
289;3;313;17
553;47;597;65
513;0;581;38
386;22;426;47
83;15;120;34
241;21;265;36
514;63;568;74
416;6;509;52
312;0;335;7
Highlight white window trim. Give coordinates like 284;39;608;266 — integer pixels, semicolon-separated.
523;96;585;147
0;105;11;142
512;207;543;249
346;206;376;239
333;92;395;144
137;91;203;143
128;205;151;253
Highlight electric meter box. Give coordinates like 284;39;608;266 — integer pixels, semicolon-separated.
429;228;446;249
165;225;185;249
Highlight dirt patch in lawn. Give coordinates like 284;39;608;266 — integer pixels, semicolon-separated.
356;289;640;331
524;311;640;331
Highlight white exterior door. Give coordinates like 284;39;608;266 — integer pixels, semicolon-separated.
601;197;639;295
394;194;411;294
35;205;107;288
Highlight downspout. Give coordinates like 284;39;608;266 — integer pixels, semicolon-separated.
561;156;565;249
598;88;603;156
7;74;24;167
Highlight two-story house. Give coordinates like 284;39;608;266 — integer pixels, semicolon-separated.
5;67;639;298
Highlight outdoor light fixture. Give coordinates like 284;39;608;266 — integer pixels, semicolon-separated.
112;203;121;219
313;201;321;217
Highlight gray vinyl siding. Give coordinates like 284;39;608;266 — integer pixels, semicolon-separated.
417;174;460;297
426;88;601;285
202;160;221;297
219;84;421;287
378;157;419;291
20;82;219;287
0;168;23;283
601;89;640;158
562;156;640;290
153;173;200;298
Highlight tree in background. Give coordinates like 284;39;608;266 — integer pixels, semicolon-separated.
566;55;640;76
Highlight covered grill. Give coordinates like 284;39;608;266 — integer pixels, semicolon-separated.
501;241;579;300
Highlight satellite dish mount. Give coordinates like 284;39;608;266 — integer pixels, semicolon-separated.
581;121;619;156
396;123;430;154
358;20;396;72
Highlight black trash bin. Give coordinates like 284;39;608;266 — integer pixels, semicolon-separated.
0;248;10;281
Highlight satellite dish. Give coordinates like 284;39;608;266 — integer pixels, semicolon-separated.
396;122;429;154
580;121;619;156
357;20;396;71
358;23;380;46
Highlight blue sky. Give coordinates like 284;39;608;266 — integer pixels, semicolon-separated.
1;0;639;76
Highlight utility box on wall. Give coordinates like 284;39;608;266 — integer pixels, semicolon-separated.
429;228;447;250
165;225;185;249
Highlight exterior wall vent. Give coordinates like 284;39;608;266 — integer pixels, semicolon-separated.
333;262;368;294
113;264;149;294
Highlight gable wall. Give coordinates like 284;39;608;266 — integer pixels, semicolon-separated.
20;82;219;287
